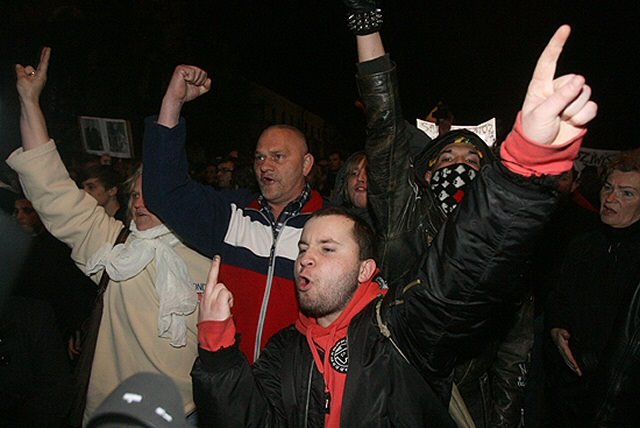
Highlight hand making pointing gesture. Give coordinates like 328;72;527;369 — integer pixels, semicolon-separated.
521;25;598;146
198;256;234;323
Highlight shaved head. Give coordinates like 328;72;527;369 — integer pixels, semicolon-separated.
261;125;308;154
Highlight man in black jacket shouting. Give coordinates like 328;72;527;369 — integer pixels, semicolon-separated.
190;23;597;428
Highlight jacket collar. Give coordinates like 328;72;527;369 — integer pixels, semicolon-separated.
247;186;325;215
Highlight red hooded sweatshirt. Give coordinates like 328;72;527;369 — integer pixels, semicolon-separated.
198;274;386;427
294;274;387;428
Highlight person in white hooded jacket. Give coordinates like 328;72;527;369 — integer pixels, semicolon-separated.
7;47;211;425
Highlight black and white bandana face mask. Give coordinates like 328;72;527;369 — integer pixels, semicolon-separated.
429;163;478;215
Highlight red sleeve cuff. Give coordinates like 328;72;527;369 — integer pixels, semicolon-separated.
197;317;236;352
500;112;586;177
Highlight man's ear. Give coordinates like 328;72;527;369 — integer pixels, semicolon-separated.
302;153;314;176
424;170;432;184
357;258;377;283
107;186;118;197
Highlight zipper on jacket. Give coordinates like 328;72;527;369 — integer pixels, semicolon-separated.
254;241;277;361
324;390;331;414
253;213;306;361
304;362;314;428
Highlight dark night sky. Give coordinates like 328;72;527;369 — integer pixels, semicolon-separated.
218;1;639;151
1;1;639;161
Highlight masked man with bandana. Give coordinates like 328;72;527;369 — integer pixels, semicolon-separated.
420;124;537;428
8;48;211;425
350;67;495;291
345;1;560;426
418;130;494;215
352;64;495;289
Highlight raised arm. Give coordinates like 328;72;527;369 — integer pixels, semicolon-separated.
390;25;597;397
343;0;386;62
356;33;385;62
10;47;123;273
501;25;598;177
157;65;211;128
16;47;51;151
143;65;231;257
343;1;444;288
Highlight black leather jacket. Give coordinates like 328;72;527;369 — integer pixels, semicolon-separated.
191;131;560;426
357;55;534;427
356;55;445;290
193;300;455;428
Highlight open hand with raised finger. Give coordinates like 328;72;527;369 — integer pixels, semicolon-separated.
520;25;598;146
198;255;234;323
15;47;51;103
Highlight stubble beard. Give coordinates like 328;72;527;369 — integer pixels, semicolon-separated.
298;268;360;319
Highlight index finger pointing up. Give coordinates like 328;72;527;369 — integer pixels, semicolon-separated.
207;255;221;286
531;25;571;84
37;47;51;75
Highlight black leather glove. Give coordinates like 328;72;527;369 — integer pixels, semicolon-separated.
342;0;383;35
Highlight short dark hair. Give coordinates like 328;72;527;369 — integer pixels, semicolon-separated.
79;164;122;191
606;149;640;177
309;207;375;261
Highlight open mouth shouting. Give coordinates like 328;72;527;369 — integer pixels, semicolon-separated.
296;273;312;292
